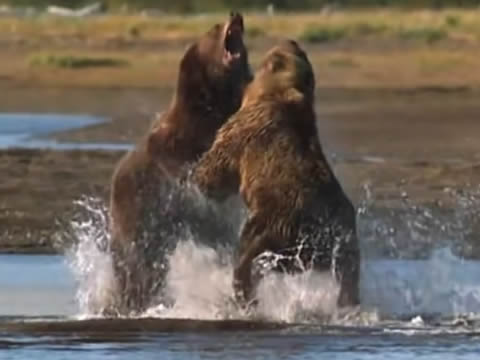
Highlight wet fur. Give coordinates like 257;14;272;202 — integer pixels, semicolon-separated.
191;40;360;308
108;14;251;316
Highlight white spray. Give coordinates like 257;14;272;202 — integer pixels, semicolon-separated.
65;184;480;324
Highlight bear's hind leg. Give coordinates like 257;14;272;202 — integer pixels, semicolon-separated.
334;236;360;308
233;215;274;306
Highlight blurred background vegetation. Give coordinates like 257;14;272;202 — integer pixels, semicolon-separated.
3;0;480;12
2;0;480;89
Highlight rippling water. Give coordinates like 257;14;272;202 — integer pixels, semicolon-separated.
3;190;480;359
3;322;480;360
2;104;480;358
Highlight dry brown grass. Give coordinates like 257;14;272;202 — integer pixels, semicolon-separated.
2;10;480;41
1;10;480;89
0;46;479;90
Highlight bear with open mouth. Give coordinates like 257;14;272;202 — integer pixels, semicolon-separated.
107;12;252;316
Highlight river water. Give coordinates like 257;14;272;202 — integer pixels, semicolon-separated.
0;113;132;150
2;245;480;359
2;110;480;359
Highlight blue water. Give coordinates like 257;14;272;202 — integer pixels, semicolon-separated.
2;111;480;358
2;254;480;359
0;255;75;317
0;113;132;150
3;330;480;360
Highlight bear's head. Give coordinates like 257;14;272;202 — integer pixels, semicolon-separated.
147;13;251;160
243;39;315;106
174;12;251;110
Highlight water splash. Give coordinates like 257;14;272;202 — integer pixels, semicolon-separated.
63;195;359;323
143;239;241;320
361;247;480;318
358;183;480;319
63;183;480;325
143;239;358;324
63;197;116;317
254;270;340;323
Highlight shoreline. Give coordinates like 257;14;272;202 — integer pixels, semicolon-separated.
2;11;480;256
1;89;480;257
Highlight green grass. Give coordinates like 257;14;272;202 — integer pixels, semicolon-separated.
298;22;387;44
246;26;265;38
351;22;388;36
1;10;480;45
445;14;461;27
29;54;129;69
397;27;448;44
328;57;359;67
127;25;142;38
300;26;347;43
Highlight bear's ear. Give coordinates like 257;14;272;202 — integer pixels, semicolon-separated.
283;88;304;103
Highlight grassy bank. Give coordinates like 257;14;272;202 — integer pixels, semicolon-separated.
1;10;480;90
6;0;480;11
1;10;480;43
1;47;479;90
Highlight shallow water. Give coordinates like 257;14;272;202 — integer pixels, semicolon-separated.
0;113;132;150
3;94;480;358
0;255;76;317
3;190;480;359
2;250;480;359
3;324;480;360
3;203;480;359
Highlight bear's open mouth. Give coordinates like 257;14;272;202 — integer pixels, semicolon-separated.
223;12;244;65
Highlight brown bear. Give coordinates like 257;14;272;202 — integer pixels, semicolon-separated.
190;40;360;308
108;12;252;316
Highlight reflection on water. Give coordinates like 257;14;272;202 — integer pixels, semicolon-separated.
1;317;480;360
0;113;132;150
0;113;101;135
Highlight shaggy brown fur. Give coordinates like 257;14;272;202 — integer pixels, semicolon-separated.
108;12;251;315
191;40;360;308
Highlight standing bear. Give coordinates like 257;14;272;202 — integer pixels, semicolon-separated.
191;40;360;308
108;12;252;316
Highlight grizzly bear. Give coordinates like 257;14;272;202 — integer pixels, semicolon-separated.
108;12;251;316
190;40;360;308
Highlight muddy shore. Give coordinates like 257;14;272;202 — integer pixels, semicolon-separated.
1;87;480;256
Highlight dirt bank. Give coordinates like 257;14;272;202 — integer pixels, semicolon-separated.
1;89;480;255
